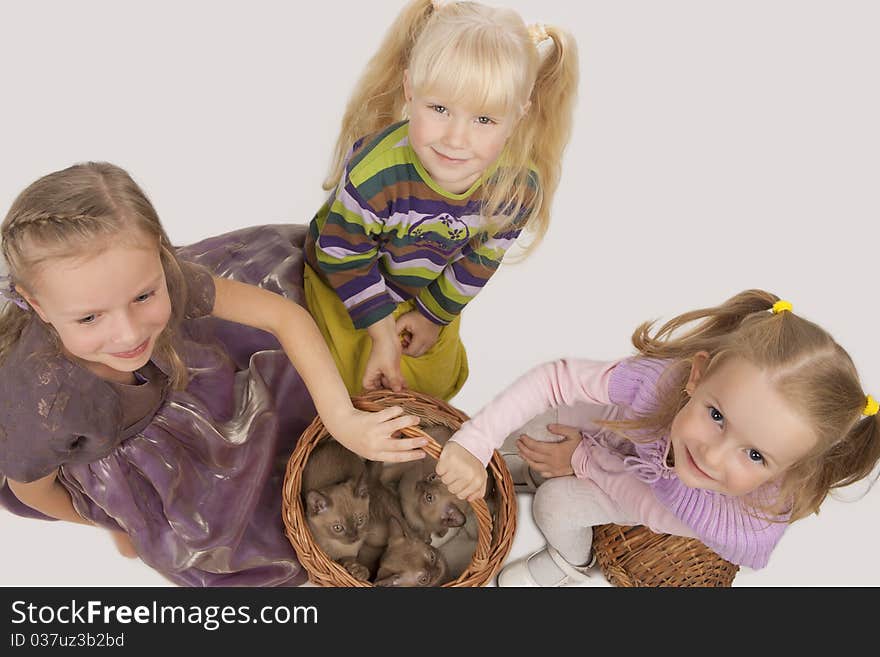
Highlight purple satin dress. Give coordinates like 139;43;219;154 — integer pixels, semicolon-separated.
0;224;315;586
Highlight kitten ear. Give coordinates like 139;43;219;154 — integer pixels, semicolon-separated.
306;490;330;516
353;472;370;499
442;503;466;528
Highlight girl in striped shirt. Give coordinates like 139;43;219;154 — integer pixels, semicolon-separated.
305;0;578;400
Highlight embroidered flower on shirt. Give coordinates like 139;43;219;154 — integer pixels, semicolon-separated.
406;213;471;256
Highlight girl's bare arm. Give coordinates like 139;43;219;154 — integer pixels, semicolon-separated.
7;469;89;524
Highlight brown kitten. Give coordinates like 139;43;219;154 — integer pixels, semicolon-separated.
373;516;450;587
396;425;468;542
392;424;501;579
356;460;410;578
301;438;371;581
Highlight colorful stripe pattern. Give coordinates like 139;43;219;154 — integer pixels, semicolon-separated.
306;121;537;329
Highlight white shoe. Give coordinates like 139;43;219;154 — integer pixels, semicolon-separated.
497;546;596;587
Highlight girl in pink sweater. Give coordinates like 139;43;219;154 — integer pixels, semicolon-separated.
436;290;879;586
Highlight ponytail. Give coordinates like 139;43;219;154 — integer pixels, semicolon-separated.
323;0;435;190
499;24;579;251
784;413;880;520
632;289;778;360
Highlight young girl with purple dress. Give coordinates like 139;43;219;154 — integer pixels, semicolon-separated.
0;161;425;586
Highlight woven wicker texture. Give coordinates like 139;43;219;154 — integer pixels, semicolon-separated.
282;389;517;587
591;523;739;587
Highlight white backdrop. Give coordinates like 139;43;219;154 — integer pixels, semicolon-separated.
0;0;877;587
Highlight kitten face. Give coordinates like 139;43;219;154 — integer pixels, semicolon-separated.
373;526;449;587
305;477;370;558
400;466;467;539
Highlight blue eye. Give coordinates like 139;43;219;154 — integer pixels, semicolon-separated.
747;449;765;464
708;406;724;425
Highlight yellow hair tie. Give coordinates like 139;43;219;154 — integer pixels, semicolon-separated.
865;395;879;417
771;300;793;314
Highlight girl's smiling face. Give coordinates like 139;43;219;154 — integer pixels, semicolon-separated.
19;237;171;381
669;354;818;497
404;72;521;194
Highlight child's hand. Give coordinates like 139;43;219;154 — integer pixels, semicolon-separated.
395;311;441;358
436;442;487;502
325;405;426;463
364;316;405;392
110;530;138;559
517;423;582;479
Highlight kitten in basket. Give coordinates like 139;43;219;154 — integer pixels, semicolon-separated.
301;438;371;581
359;461;450;587
374;516;449;586
302;437;448;586
381;425;492;579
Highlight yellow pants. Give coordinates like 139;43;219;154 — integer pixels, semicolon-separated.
303;264;469;401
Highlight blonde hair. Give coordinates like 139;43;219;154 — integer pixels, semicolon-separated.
607;289;879;521
0;162;191;388
324;0;578;253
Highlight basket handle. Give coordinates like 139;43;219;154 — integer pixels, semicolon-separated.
352;397;494;572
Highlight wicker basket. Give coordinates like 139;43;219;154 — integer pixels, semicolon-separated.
282;389;517;587
591;523;739;587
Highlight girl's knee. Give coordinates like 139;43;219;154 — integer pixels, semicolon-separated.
532;477;574;527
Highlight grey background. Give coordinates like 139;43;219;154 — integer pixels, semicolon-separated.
0;0;876;586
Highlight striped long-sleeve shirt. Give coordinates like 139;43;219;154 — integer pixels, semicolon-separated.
305;121;537;329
